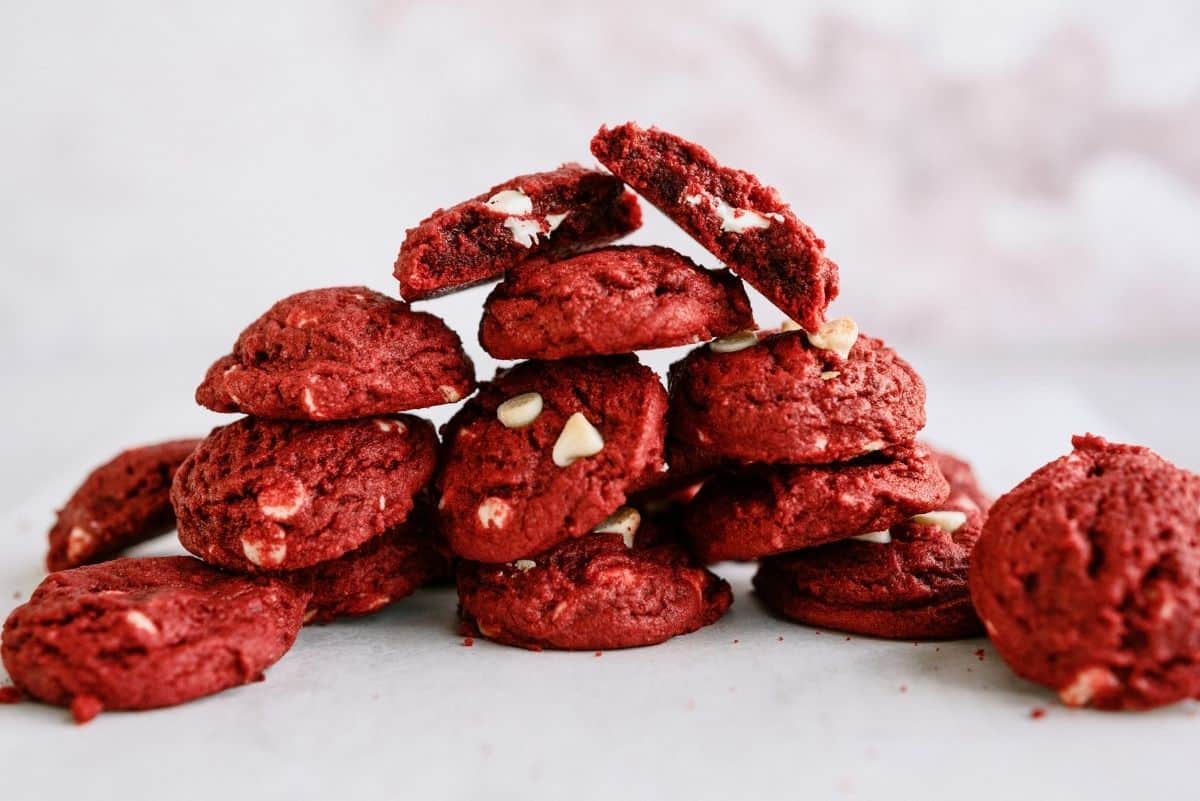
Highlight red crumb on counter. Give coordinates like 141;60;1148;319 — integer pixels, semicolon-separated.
70;695;103;725
1030;707;1046;719
462;637;475;647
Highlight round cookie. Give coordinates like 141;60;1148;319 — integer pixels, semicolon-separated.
396;164;642;301
591;122;838;333
684;443;950;563
283;506;451;624
173;415;437;572
667;327;926;465
479;245;755;360
754;449;988;640
196;287;474;421
970;434;1200;710
457;532;732;651
1;557;308;720
437;356;667;564
47;438;200;572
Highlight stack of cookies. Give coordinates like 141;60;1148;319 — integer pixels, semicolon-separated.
171;286;476;623
395;165;740;650
584;124;991;640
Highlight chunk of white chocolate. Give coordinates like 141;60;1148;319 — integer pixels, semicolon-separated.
477;497;512;529
242;536;287;567
484;188;533;216
710;330;758;353
806;317;859;360
504;217;543;248
593;507;641;548
910;510;967;532
714;198;771;233
513;559;536;572
851;530;892;544
552;412;604;467
497;392;543;429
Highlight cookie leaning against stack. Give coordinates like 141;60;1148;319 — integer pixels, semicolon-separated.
589;122;992;641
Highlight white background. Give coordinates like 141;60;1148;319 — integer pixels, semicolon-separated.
1;2;1199;799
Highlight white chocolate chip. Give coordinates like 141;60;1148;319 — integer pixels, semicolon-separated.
513;559;536;572
497;392;543;429
683;193;703;205
544;212;568;234
258;477;308;521
910;510;968;532
851;530;892;544
302;608;318;624
806;317;859;360
710;330;758;353
439;385;461;403
780;319;803;332
552;412;604;467
1058;666;1118;707
484;188;533;216
378;495;387;511
437;495;447;510
66;526;94;561
812;434;829;451
820;370;840;381
862;439;885;452
301;387;321;417
124;610;159;635
477;497;512;529
593;507;641;548
242;535;287;568
765;212;785;222
374;418;407;434
504;217;543;248
714;197;771;233
362;594;393;612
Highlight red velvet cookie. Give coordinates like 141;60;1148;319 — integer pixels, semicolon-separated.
970;435;1200;710
754;450;987;640
196;287;474;421
283;506;450;624
1;557;308;719
174;415;436;572
396;164;642;300
437;356;667;564
667;327;926;465
591;123;838;332
684;443;950;563
46;439;200;572
479;245;754;360
457;532;731;651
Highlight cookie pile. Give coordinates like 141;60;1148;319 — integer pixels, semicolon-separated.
586;124;991;641
406;168;740;649
6;121;1199;719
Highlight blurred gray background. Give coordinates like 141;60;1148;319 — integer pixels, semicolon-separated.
2;0;1198;512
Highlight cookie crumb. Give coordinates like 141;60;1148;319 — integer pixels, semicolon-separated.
732;639;740;644
11;591;20;600
899;685;908;694
70;695;103;725
975;648;986;661
1030;707;1046;719
594;651;602;657
777;635;784;642
0;686;21;704
462;637;475;647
